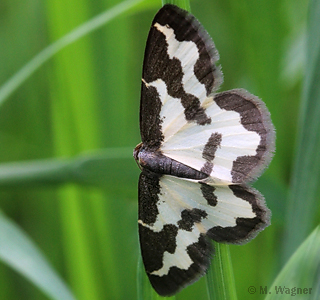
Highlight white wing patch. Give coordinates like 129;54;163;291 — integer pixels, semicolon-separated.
146;79;186;139
159;176;255;228
154;23;207;101
162;100;261;183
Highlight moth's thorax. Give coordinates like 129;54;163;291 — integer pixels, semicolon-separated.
134;143;207;180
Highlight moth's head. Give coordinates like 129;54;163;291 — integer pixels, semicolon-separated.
133;142;143;170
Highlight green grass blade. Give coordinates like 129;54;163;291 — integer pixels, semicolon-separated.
0;212;76;300
0;159;72;187
45;0;142;297
0;147;133;188
265;226;320;300
206;244;237;300
282;0;320;261
0;0;146;107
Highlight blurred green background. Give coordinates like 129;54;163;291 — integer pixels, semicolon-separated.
0;0;319;299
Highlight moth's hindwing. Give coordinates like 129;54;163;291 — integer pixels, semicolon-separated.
138;172;270;296
161;88;275;184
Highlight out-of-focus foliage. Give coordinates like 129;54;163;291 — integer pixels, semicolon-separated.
0;0;318;299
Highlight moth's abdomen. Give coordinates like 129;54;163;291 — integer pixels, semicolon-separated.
137;146;207;180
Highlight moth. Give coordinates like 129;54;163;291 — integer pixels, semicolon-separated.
134;4;275;296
